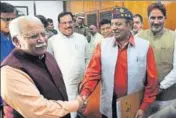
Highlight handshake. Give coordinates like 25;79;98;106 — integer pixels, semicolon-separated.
76;95;88;114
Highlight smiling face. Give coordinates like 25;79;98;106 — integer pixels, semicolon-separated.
16;19;48;56
58;14;74;36
148;8;165;34
111;18;131;41
100;23;112;38
133;16;143;34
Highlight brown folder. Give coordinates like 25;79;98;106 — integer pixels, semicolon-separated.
116;90;144;118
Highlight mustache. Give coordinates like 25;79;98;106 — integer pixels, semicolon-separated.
152;24;161;26
35;43;47;48
112;30;120;33
66;27;72;30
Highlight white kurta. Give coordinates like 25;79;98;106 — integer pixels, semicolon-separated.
47;32;91;99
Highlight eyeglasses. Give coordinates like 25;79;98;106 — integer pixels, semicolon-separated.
0;17;15;22
24;32;47;40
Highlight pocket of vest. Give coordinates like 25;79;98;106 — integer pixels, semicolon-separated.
160;47;173;64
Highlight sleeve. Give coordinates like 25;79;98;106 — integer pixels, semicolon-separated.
84;37;92;67
140;45;159;111
80;43;102;97
1;66;80;118
160;38;176;89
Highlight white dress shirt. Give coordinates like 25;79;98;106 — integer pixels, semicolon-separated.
47;32;91;96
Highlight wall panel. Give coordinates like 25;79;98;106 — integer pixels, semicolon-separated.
68;1;176;30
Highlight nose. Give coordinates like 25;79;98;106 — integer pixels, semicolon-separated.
104;28;109;34
37;34;47;42
111;25;118;31
66;22;70;27
153;19;159;24
133;23;137;27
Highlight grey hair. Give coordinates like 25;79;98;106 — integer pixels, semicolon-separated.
9;16;42;39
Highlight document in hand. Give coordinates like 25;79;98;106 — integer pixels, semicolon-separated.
116;90;143;118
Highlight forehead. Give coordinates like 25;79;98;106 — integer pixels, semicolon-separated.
48;22;53;25
149;8;164;16
60;14;72;22
89;25;96;29
0;12;16;18
111;18;126;23
20;20;45;34
133;17;140;21
100;24;111;28
77;17;84;19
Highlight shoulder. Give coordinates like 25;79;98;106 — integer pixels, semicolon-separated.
134;35;149;43
74;32;86;37
73;33;87;42
1;65;31;81
136;29;150;36
48;33;61;42
48;34;57;40
134;36;150;50
165;28;176;36
101;37;115;47
135;36;149;44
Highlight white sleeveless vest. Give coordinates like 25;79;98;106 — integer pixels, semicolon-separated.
100;36;150;118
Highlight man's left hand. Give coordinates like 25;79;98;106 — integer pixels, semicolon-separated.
135;109;145;118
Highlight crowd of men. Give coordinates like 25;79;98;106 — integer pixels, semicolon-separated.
0;1;176;118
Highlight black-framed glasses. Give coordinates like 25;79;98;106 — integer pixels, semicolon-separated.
0;17;15;22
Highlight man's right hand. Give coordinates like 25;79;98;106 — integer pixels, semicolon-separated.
76;95;88;113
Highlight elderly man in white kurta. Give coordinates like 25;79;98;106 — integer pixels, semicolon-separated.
47;11;91;118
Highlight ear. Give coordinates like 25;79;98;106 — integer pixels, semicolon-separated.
12;36;21;48
128;21;133;30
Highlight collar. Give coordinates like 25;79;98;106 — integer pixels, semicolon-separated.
149;28;165;38
58;31;74;39
14;49;46;61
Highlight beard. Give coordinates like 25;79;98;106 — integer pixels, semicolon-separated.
151;24;164;34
